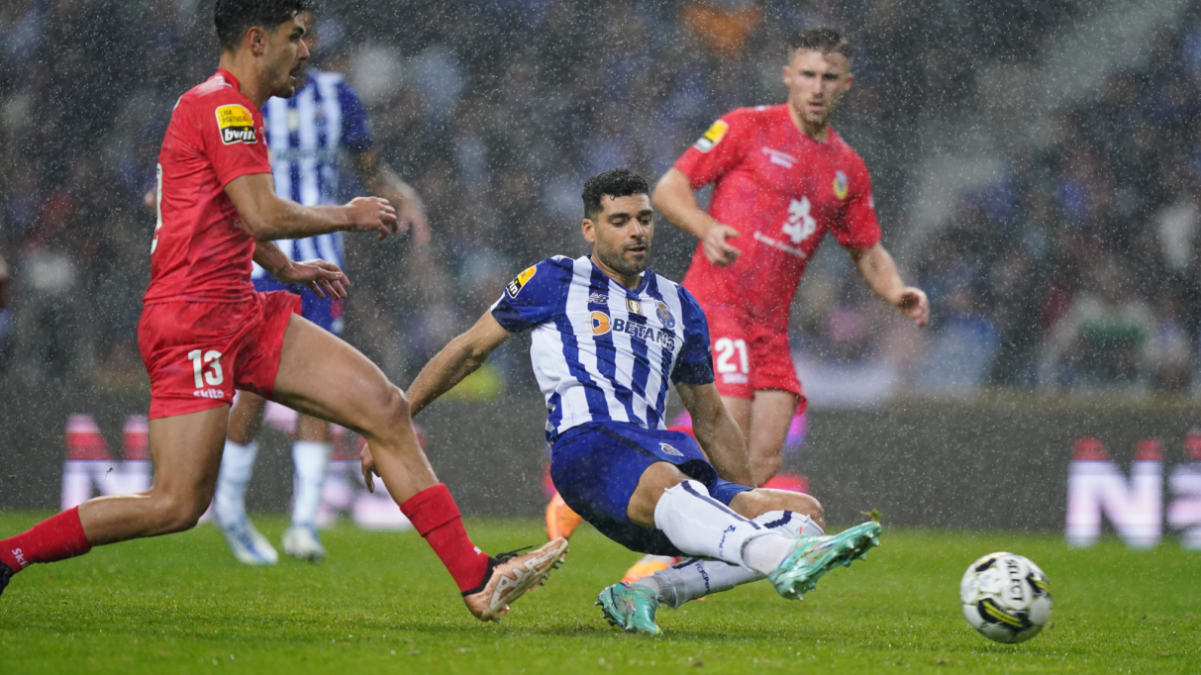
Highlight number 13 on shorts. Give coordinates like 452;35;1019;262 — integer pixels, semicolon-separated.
188;349;224;388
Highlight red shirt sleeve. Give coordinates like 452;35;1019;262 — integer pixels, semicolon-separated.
831;154;882;250
673;108;753;189
196;93;272;187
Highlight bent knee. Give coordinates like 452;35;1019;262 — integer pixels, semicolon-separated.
361;385;412;437
796;493;824;528
151;494;210;534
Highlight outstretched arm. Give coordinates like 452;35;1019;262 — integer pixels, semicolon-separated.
849;242;929;327
365;311;513;491
652;168;741;267
350;150;429;246
676;381;753;486
224;173;398;241
406;311;513;418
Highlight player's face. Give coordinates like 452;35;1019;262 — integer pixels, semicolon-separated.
264;15;310;99
584;194;655;281
292;12;318;89
783;49;852;129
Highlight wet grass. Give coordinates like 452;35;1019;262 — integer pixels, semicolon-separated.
0;513;1197;674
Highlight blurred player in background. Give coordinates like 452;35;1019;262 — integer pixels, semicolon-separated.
391;169;880;635
606;26;927;582
213;8;430;566
0;0;566;622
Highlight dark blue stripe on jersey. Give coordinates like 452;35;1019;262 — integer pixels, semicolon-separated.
551;313;611;424
287;95;302;203
312;82;328;205
338;80;373;154
622;298;655;429
588;267;642;426
645;275;675;421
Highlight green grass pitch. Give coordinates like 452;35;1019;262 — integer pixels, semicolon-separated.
0;513;1197;674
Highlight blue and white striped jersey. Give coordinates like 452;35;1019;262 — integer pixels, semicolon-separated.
251;69;372;279
491;255;715;441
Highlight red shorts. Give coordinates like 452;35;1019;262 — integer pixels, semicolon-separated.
138;291;301;419
706;307;807;412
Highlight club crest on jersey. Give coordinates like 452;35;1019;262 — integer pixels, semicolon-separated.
215;104;257;145
833;171;849;200
591;311;612;335
506;265;538;298
693;119;729;153
659;442;684;457
655;301;675;330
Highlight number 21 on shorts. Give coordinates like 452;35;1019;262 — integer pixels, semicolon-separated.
714;337;749;381
188;349;224;388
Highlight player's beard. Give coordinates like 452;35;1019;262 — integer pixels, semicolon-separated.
597;241;650;279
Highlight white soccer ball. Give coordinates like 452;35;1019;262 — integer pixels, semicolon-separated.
960;552;1052;644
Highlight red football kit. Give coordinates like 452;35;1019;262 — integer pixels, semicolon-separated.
676;104;881;406
140;69;300;419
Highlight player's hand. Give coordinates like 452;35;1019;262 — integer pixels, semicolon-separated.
360;444;379;493
346;196;398;240
702;223;741;267
274;259;350;299
895;287;930;327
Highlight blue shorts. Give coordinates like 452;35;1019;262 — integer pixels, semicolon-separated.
253;277;343;336
550;421;753;556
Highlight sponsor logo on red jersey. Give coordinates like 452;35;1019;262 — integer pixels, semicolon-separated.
693;119;729;153
216;104;258;144
833;171;849;200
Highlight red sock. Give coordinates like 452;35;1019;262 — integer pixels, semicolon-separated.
400;484;490;593
0;507;92;573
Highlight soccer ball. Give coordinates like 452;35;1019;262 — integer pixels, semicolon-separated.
960;552;1052;644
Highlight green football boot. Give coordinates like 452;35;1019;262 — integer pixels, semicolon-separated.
768;520;881;600
595;582;663;636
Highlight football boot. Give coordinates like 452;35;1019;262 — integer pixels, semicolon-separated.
463;538;568;622
545;492;583;541
768;521;880;599
215;514;279;565
282;524;327;563
596;582;663;636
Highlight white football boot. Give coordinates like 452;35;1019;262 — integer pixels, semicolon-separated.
216;515;279;565
282;524;327;563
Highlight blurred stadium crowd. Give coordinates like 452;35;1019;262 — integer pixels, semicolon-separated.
4;0;1198;401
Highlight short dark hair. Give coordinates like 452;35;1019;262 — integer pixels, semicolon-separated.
789;27;852;62
582;169;650;220
214;0;311;52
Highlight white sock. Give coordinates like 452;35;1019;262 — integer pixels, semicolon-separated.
636;510;825;608
215;440;258;525
653;480;787;572
291;441;331;527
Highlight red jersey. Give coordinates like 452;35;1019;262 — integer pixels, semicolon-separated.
144;69;272;304
676;105;881;331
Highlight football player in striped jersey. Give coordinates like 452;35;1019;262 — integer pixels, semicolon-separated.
385;169;880;634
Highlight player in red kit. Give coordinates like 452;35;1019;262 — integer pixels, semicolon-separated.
653;27;929;486
0;0;566;622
